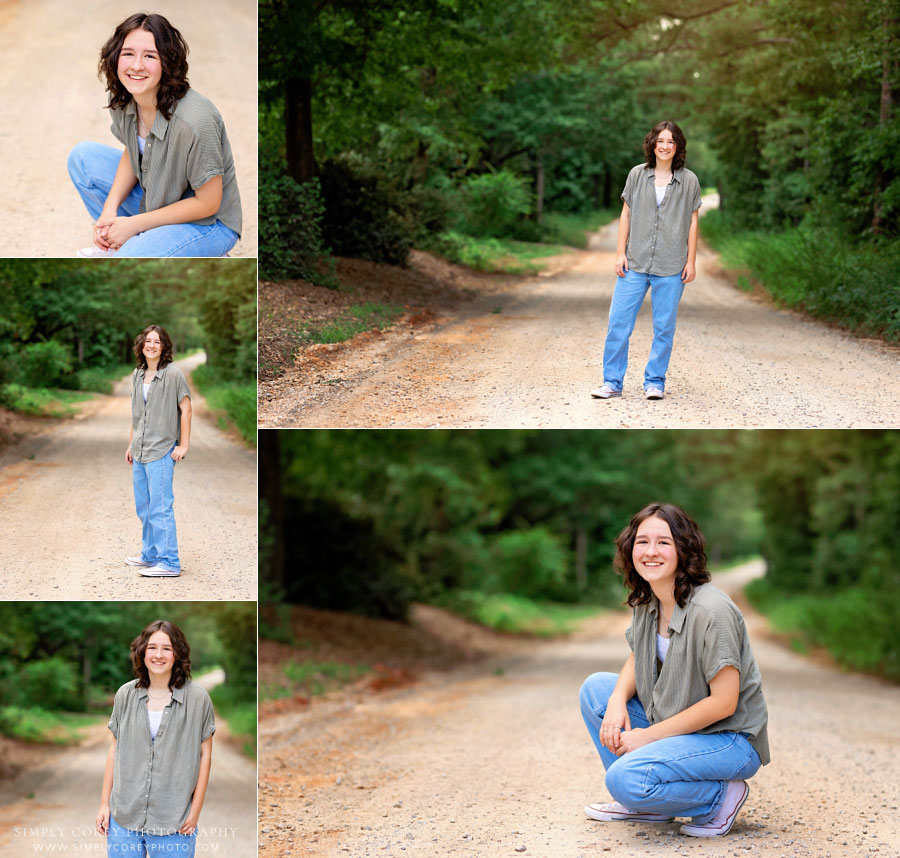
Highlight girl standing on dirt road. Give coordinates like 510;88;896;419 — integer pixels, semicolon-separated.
125;325;191;577
579;503;769;838
96;619;215;857
68;13;242;257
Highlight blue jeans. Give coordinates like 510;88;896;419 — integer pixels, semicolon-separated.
132;445;180;572
579;672;761;823
67;142;239;257
602;268;685;392
108;814;196;856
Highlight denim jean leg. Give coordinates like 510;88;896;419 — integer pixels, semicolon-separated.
602;269;649;390
605;731;761;822
145;450;180;572
132;460;159;566
107;815;148;856
67;142;143;221
644;273;685;390
115;220;239;258
579;672;651;771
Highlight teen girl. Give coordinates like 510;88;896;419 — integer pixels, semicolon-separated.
68;13;241;257
579;503;769;837
126;325;191;577
97;619;215;857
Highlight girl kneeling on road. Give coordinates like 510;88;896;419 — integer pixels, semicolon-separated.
68;13;242;257
579;503;769;838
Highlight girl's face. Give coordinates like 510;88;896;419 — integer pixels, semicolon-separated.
142;330;162;362
654;129;676;165
632;515;679;590
118;28;162;102
144;630;175;679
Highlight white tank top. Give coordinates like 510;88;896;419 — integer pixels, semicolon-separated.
656;632;671;662
148;708;163;740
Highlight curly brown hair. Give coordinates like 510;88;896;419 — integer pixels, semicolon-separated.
614;503;710;608
98;13;190;121
133;325;174;369
130;619;192;689
643;120;687;172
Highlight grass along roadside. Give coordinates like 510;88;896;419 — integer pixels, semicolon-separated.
259;661;372;702
0;707;101;745
190;363;256;446
0;385;94;418
208;683;257;759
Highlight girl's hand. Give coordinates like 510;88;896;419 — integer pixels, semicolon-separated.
681;261;696;283
125;446;133;465
600;701;632;753
616;727;654;755
93;224;112;251
171;445;188;462
179;808;200;836
96;804;110;836
95;216;140;250
615;254;629;277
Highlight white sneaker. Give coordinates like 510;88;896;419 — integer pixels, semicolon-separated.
585;801;674;823
680;781;749;837
645;386;665;400
590;384;622;399
125;556;151;567
77;246;117;258
138;565;181;577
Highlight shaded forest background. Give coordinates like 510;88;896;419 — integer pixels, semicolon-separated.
260;0;899;340
0;602;257;758
0;260;257;445
261;430;900;682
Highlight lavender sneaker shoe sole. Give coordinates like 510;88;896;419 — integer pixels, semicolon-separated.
585;803;674;823
680;782;749;837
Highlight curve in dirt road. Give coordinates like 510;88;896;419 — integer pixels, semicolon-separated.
0;0;257;258
0;352;256;599
261;199;900;428
0;718;257;857
259;561;900;858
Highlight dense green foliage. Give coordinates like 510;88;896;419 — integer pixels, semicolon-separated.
0;602;257;743
261;0;898;337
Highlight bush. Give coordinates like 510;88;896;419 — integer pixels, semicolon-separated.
15;341;73;388
259;153;336;284
318;160;413;266
456;170;533;239
487;528;571;600
20;657;79;710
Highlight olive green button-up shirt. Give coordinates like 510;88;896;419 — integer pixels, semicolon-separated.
621;163;702;276
110;88;242;236
625;582;771;765
130;364;191;464
108;680;216;835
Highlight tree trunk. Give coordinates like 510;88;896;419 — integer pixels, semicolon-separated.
603;168;612;208
873;0;898;235
285;76;315;183
575;527;587;593
535;151;545;223
259;431;285;595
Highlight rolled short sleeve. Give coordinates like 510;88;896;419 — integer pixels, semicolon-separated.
200;691;216;742
108;686;124;738
109;112;127;147
182;115;225;191
174;368;191;403
621;167;638;208
691;176;702;212
700;608;742;684
625;620;635;652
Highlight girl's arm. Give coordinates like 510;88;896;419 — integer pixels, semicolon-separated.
172;395;192;461
179;735;213;835
600;653;637;753
98;177;224;250
617;665;740;754
682;209;699;283
96;736;117;835
615;201;631;276
95;151;139;250
126;425;134;464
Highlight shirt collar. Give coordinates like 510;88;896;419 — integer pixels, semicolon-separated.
124;100;170;140
651;593;689;634
642;165;685;184
135;682;187;703
137;364;169;380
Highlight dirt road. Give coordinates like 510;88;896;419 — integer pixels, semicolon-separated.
0;684;257;857
0;0;257;258
259;562;900;858
0;352;256;599
260;201;900;428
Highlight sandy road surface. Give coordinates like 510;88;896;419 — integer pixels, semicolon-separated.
0;352;256;599
259;562;900;858
261;200;900;428
0;0;257;258
0;689;257;857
